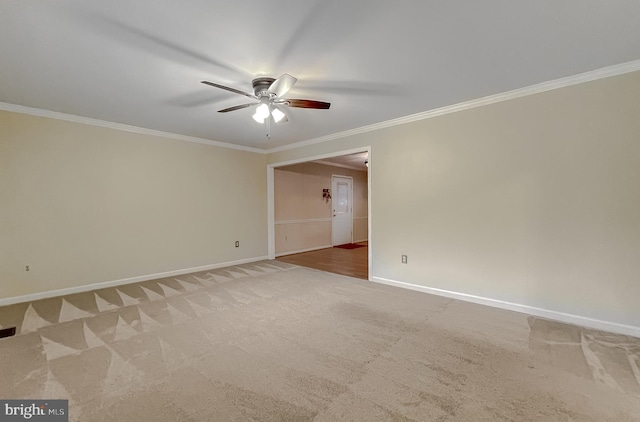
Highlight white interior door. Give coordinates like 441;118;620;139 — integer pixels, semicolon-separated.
332;176;353;246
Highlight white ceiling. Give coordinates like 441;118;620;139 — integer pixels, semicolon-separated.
2;1;640;151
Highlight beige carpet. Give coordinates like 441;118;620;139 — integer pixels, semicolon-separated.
0;261;639;421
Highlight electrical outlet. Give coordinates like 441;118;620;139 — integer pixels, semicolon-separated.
25;265;30;272
401;255;407;264
235;241;239;248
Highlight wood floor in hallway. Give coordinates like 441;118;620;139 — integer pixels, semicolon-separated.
276;242;368;280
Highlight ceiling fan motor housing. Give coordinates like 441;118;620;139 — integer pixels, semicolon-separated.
252;77;276;97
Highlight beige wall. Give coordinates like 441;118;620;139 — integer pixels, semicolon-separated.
0;111;267;300
4;70;639;330
268;71;640;328
275;162;368;255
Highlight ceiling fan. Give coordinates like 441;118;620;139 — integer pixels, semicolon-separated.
201;74;330;135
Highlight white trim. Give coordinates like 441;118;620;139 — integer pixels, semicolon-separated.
0;256;268;307
367;148;372;281
353;238;368;243
312;160;366;172
0;102;264;154
267;166;275;259
276;245;332;257
275;218;331;225
266;59;640;154
370;276;640;338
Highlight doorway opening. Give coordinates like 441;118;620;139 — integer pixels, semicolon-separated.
268;148;370;280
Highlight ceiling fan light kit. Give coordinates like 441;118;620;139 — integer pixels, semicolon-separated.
201;73;330;137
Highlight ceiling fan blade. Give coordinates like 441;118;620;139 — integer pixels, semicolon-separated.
286;99;331;109
201;81;257;99
268;73;297;97
218;103;256;113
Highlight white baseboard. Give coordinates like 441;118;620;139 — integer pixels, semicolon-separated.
276;245;332;257
0;256;268;307
371;276;640;338
353;238;368;243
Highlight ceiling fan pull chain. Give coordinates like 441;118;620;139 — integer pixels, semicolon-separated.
266;115;271;139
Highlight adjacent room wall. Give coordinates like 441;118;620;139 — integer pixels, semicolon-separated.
267;71;640;330
274;162;367;256
0;111;267;301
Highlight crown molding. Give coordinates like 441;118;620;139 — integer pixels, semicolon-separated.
4;60;640;156
266;59;640;154
0;102;265;154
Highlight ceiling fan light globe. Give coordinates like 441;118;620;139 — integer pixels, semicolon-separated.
271;108;285;123
252;113;265;124
256;103;270;119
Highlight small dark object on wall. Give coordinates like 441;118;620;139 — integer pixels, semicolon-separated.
323;188;331;203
